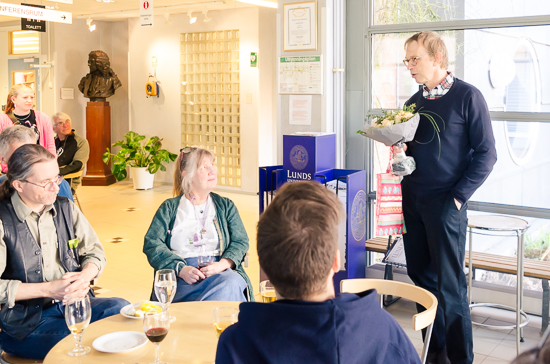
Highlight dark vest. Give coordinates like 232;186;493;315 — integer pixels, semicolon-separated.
0;196;78;340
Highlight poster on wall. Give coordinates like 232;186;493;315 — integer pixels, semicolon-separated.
289;95;312;125
283;1;317;52
278;56;322;94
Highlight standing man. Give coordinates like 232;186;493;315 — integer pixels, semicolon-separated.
53;112;90;192
400;32;497;364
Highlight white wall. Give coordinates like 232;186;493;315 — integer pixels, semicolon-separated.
276;0;333;164
0;8;276;194
127;7;276;192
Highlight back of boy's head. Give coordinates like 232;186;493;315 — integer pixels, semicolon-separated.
257;181;344;300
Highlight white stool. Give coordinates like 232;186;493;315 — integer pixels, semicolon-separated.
467;214;530;356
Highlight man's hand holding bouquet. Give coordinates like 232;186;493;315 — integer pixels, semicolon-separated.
357;104;444;176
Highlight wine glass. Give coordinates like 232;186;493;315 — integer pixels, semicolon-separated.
143;311;170;364
154;269;177;322
64;296;92;356
260;280;277;303
212;307;238;338
198;254;215;268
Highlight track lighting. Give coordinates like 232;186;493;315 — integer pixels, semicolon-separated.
164;12;172;24
86;18;96;32
187;10;197;24
202;9;212;22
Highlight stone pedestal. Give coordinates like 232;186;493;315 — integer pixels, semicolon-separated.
82;101;116;186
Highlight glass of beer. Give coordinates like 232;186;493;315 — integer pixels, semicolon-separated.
260;280;277;303
212;307;238;338
64;296;92;356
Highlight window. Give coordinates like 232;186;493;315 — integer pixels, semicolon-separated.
365;0;550;236
8;30;39;55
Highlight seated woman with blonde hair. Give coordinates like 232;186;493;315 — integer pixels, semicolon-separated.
144;147;253;302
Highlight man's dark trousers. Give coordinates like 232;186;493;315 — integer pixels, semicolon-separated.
402;180;473;364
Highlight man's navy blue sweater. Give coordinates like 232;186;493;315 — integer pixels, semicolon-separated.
404;78;497;204
215;290;421;364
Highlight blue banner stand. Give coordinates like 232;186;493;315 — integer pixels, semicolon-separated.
258;166;366;295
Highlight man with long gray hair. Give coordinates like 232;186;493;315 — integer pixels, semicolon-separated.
0;125;74;201
0;144;128;359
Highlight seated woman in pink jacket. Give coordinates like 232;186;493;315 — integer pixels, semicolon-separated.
0;84;56;159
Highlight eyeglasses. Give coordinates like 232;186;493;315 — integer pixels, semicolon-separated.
22;175;63;191
403;53;429;67
179;147;197;169
180;147;197;153
54;120;70;127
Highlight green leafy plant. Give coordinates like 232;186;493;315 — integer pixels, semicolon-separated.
525;230;550;261
102;131;178;182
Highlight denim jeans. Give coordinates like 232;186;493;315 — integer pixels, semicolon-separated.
0;297;129;360
162;257;247;302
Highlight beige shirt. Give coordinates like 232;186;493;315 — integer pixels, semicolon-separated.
0;193;106;308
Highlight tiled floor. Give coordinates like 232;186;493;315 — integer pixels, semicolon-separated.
79;181;542;364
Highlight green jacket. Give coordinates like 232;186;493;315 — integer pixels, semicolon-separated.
143;193;254;301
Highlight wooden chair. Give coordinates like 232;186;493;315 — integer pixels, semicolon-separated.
63;170;83;211
340;278;438;364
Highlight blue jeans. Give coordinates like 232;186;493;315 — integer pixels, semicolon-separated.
159;257;246;302
0;297;129;360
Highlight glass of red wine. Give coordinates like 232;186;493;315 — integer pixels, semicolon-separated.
143;310;170;364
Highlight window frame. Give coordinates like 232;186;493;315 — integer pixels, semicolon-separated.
364;6;550;238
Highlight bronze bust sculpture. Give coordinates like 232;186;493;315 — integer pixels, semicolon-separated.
78;50;122;101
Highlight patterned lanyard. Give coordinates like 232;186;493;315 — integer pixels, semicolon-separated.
191;196;210;241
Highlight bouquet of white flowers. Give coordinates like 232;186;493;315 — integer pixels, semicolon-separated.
357;104;443;176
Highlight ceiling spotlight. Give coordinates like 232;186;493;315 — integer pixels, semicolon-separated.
202;9;212;22
164;12;172;24
188;10;197;24
86;18;96;32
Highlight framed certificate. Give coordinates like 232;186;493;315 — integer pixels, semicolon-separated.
283;1;317;52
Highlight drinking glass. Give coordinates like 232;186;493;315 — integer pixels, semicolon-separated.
154;269;177;322
64;296;92;356
212;307;238;338
260;280;277;303
143;311;170;364
198;254;215;268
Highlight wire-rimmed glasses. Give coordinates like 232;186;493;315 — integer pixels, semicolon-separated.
22;174;63;191
403;53;429;67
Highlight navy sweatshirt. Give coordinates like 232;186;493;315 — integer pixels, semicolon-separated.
404;78;497;204
215;290;421;364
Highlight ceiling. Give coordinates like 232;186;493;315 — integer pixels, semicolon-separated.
0;0;276;24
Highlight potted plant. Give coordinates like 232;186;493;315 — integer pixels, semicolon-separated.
103;131;178;190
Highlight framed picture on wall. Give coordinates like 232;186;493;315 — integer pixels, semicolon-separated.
283;1;318;52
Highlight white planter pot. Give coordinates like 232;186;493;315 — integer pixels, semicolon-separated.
131;167;155;190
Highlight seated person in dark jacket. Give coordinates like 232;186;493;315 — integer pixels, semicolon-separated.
0;125;73;202
52;112;90;192
0;144;128;360
215;181;421;364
